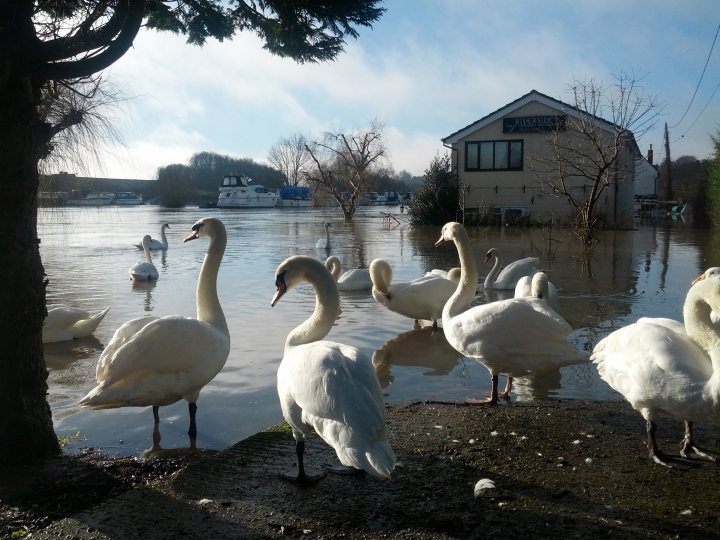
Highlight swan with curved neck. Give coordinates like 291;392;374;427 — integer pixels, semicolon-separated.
514;272;560;312
315;222;332;250
129;235;159;281
592;269;720;466
484;247;539;290
272;255;395;482
136;223;170;251
436;222;588;405
325;256;372;291
370;258;457;330
80;217;230;442
43;304;111;344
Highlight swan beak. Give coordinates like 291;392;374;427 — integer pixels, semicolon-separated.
692;274;706;284
184;230;199;242
434;236;445;247
271;273;287;306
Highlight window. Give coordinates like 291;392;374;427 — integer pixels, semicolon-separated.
465;140;523;171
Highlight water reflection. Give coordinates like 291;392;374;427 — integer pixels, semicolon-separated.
143;423;216;460
131;279;156;312
44;336;105;370
372;327;463;388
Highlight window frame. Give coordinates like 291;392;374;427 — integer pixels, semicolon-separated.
465;139;524;171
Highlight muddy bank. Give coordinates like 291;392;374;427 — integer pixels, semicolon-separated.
5;400;720;539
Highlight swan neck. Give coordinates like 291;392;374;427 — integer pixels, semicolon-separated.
370;261;391;295
144;244;153;264
161;227;168;246
445;229;478;318
483;252;502;289
197;228;228;336
286;263;339;348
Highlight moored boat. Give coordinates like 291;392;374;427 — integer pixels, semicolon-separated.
277;186;313;207
217;174;279;208
66;192;116;206
115;192;144;205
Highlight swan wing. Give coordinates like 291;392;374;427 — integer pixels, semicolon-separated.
337;268;372;291
387;276;457;319
591;320;711;410
494;257;539;288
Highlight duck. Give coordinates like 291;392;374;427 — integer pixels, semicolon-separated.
483;247;539;290
315;222;332;250
135;223;170;250
514;273;560;312
271;255;396;482
325;256;372;291
80;217;230;440
591;269;720;467
435;222;588;405
129;235;159;281
370;258;457;330
43;304;111;344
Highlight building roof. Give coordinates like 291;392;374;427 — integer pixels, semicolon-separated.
441;89;622;144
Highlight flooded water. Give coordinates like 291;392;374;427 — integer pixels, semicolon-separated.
39;205;718;457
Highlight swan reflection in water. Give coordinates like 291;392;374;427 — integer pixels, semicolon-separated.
44;336;105;370
372;327;464;388
131;279;157;312
143;422;217;460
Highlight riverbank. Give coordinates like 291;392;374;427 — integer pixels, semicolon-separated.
3;400;720;539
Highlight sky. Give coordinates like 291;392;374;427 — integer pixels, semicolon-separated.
61;0;720;180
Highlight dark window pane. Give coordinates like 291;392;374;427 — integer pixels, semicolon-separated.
466;143;479;169
494;142;508;169
480;142;494;169
510;141;523;169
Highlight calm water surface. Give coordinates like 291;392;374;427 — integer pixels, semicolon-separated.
38;206;719;457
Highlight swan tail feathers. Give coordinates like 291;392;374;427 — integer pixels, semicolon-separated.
335;440;396;479
72;307;110;337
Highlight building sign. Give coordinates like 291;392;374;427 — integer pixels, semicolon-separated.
503;115;566;133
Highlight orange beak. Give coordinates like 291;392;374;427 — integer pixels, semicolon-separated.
692;274;706;284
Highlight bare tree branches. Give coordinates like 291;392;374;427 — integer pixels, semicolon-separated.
267;132;313;186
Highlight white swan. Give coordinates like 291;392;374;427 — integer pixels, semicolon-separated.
80;217;230;439
43;304;111;344
135;223;170;250
591;270;720;467
271;255;395;482
370;258;457;330
436;222;588;404
325;256;372;291
425;267;462;283
514;273;560;312
129;235;159;281
484;247;539;290
315;222;332;250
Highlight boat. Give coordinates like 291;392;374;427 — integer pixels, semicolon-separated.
38;191;70;207
361;192;389;206
115;192;144;205
66;192;116;206
217;174;279;208
277;186;313;208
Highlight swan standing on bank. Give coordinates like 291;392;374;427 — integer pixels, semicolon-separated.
136;223;170;250
80;217;230;440
370;258;457;330
436;222;588;404
484;247;539;290
129;235;159;281
325;256;372;291
43;304;111;344
272;255;395;482
316;222;332;250
591;270;720;467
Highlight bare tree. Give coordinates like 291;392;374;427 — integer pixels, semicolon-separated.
304;121;387;220
267;132;313;186
529;72;663;244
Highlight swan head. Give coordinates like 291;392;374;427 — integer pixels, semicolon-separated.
162;223;170;230
434;222;464;247
689;268;720;312
693;267;720;284
141;235;152;249
369;258;392;296
484;247;499;263
271;255;330;307
184;217;223;243
325;256;341;281
324;222;332;230
531;272;550;299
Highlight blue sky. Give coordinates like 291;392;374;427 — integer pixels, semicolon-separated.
68;0;720;180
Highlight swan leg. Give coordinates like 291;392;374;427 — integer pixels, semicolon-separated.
498;376;513;401
647;420;674;468
152;405;160;424
188;402;198;438
680;421;719;462
466;374;499;406
281;439;326;484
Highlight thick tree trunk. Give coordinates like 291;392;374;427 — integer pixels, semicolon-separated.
0;69;60;465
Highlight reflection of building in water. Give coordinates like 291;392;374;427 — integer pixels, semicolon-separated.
372;327;463;388
131;279;156;312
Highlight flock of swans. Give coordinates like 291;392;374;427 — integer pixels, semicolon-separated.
44;217;720;481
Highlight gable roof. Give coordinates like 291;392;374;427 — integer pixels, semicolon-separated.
442;89;620;144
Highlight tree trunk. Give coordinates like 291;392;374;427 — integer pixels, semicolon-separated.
0;67;60;465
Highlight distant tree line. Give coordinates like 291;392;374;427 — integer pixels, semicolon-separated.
657;154;712;227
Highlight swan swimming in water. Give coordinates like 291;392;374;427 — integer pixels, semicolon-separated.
80;217;230;441
272;255;396;482
514;273;560;312
436;222;588;405
129;235;159;281
591;268;720;467
370;258;457;330
483;247;539;290
135;223;170;250
325;256;372;291
315;222;332;250
43;304;111;344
